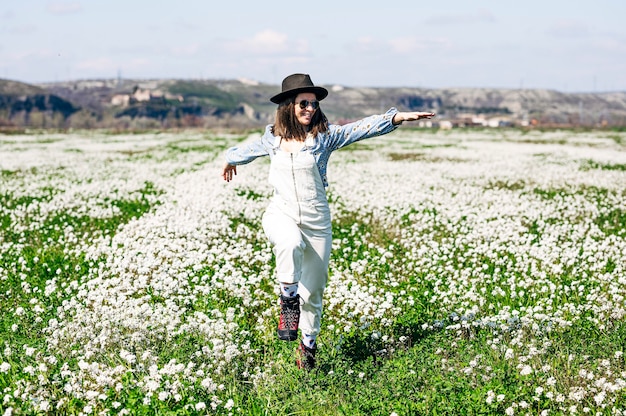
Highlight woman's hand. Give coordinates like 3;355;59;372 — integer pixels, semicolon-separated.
393;111;436;125
222;162;237;182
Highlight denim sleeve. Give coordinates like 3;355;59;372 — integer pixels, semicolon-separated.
225;128;273;165
325;107;399;151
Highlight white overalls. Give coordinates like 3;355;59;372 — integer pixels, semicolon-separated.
261;144;332;338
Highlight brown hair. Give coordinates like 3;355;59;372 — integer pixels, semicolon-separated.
272;97;328;140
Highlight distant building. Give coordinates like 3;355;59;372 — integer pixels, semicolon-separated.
132;87;151;102
111;94;130;107
486;117;513;128
110;87;183;107
439;120;453;130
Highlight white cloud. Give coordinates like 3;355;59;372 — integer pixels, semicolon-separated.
8;49;57;61
350;37;386;53
346;35;452;55
74;57;151;78
76;57;116;71
126;58;151;70
9;24;38;35
46;2;83;15
425;9;496;25
170;44;200;57
221;30;309;56
388;36;453;54
546;20;589;38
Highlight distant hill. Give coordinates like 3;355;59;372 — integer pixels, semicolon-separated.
0;79;46;95
1;77;625;129
0;79;79;128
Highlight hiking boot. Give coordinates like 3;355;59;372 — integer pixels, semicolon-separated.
296;341;316;370
277;294;300;341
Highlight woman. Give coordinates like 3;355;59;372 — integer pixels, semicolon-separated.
221;73;434;370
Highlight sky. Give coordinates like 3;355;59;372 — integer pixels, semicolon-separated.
1;1;625;92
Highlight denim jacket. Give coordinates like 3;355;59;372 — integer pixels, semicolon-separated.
225;107;399;187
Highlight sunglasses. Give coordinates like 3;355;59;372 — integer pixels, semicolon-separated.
297;100;320;110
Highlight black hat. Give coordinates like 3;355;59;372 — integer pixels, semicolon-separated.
270;73;329;104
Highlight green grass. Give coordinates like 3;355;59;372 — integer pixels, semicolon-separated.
580;159;626;171
221;321;626;415
2;131;625;415
0;180;162;335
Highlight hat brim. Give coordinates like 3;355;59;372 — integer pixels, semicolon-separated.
270;86;328;104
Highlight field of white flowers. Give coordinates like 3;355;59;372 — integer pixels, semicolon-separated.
1;127;625;415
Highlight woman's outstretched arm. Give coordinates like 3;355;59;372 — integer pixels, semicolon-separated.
392;111;436;125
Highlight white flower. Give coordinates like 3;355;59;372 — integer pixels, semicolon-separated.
201;377;217;392
486;390;495;404
3;125;626;416
0;363;10;373
505;407;514;416
38;400;50;412
195;401;206;411
520;365;532;376
145;380;160;392
594;391;605;405
225;399;234;410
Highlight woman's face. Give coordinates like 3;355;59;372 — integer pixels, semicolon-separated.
294;92;318;126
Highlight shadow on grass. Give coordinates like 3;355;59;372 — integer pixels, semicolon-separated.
318;319;433;374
